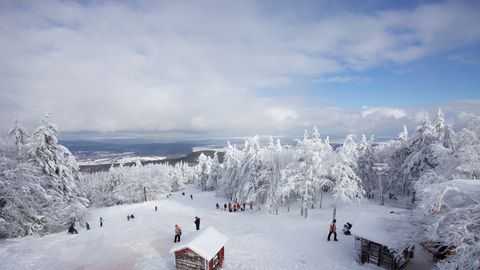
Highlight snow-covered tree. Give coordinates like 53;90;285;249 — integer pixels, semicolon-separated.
434;109;455;150
0;115;89;238
330;135;365;219
235;136;264;204
206;152;222;191
82;160;184;206
356;135;378;197
398;125;409;143
414;179;480;270
171;162;187;192
8;119;29;151
219;142;244;200
261;137;284;214
196;153;213;191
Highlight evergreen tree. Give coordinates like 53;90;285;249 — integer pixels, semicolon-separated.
330;136;365;219
8;119;29;151
1;114;88;238
196;153;213;191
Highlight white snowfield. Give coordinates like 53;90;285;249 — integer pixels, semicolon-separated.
0;186;433;270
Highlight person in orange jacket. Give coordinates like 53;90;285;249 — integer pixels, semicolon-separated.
327;219;338;241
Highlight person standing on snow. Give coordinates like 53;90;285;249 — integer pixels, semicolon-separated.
216;203;220;209
327;219;338;241
194;216;201;230
68;223;78;234
155;206;158;211
86;222;90;230
99;217;104;227
190;194;193;200
174;224;182;243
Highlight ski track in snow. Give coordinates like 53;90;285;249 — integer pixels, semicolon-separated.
0;185;432;270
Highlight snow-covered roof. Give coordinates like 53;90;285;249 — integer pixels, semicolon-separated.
170;227;229;261
351;211;405;247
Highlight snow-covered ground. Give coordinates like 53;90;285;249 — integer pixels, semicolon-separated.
0;186;433;270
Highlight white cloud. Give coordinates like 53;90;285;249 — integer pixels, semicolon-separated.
0;1;479;138
265;107;299;126
361;107;407;119
319;76;370;83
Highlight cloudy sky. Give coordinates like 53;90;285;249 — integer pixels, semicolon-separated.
1;0;480;140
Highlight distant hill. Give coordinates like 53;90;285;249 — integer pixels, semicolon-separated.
61;140;202;158
79;150;224;174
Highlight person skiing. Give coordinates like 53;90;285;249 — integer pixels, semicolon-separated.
127;215;130;221
224;203;227;211
86;222;90;230
190;194;193;200
155;206;158;211
68;224;78;234
216;203;220;209
327;219;338;241
228;202;232;212
100;217;103;227
174;224;182;243
194;216;200;230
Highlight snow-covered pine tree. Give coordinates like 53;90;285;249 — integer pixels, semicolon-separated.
398;125;409;143
261;137;284;214
8;119;29;151
0;115;89;238
219;142;244;200
330;135;365;219
434;108;455;150
356;135;378;198
235;136;264;205
171;162;187;191
196;153;213;191
206;152;222;191
452;114;480;179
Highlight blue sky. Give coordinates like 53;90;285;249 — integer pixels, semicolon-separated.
308;49;480;108
0;0;479;140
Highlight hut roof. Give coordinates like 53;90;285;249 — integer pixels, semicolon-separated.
351;211;404;247
170;227;228;261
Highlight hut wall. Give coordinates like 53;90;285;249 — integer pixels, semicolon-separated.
355;236;399;270
175;248;206;270
208;247;225;270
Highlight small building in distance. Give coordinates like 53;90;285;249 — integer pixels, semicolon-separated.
351;211;414;270
170;227;228;270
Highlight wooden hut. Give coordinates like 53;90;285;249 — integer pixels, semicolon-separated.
170;227;228;270
351;212;414;270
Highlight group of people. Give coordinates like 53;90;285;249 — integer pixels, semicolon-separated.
173;216;201;243
127;214;135;221
67;218;101;234
216;202;247;212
